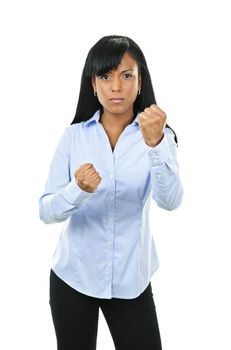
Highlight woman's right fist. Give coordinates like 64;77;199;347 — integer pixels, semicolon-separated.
74;163;102;193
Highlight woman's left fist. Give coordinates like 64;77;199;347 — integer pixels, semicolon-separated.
137;104;167;147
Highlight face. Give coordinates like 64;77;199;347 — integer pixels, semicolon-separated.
91;51;142;116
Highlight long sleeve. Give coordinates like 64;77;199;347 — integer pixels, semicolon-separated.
146;127;184;210
38;126;95;224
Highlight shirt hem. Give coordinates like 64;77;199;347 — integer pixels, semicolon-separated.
51;264;160;300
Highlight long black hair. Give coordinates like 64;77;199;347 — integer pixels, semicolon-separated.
70;35;178;145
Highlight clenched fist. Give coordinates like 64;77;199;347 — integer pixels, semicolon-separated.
137;104;167;147
74;163;102;193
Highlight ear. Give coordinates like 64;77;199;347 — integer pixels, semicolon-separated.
138;75;142;90
91;76;96;90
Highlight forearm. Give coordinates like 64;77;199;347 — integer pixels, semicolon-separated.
39;177;95;224
146;129;184;210
149;161;184;210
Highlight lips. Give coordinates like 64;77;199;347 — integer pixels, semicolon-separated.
110;97;124;101
110;97;124;104
110;98;124;104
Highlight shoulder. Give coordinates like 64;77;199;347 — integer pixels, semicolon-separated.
64;122;85;137
57;123;84;148
165;126;178;146
164;126;175;140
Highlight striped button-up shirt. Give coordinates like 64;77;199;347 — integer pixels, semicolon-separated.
38;109;183;299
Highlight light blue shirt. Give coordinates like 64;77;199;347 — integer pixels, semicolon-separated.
38;109;183;299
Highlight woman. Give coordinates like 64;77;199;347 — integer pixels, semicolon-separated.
39;35;183;350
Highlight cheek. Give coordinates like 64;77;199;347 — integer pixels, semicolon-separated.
128;84;139;99
100;86;110;99
97;86;111;106
128;80;138;92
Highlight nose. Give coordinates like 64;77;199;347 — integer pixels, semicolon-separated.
111;75;121;92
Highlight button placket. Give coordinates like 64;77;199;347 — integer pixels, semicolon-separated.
104;152;116;294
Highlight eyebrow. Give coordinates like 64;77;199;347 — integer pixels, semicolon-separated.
120;69;134;73
108;68;134;73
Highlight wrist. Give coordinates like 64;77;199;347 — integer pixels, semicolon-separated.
145;134;164;147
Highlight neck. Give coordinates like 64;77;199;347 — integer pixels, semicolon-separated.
99;109;134;132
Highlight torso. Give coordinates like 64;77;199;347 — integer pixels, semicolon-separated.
99;118;128;152
107;133;121;152
100;124;123;152
98;111;133;152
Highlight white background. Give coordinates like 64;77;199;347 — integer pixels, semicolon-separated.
1;0;230;349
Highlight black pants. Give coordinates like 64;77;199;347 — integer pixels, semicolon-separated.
49;269;162;350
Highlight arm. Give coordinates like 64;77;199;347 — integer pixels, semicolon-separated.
146;127;184;210
38;126;95;224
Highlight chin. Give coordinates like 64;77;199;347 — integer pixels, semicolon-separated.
105;105;126;113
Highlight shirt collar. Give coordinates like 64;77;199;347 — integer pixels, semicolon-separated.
84;110;101;126
84;109;140;127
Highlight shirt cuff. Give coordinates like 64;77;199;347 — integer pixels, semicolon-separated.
145;134;172;166
60;177;96;207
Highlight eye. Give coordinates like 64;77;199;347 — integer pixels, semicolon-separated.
99;74;111;80
124;73;133;79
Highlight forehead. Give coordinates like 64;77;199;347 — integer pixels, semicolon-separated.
114;52;138;71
